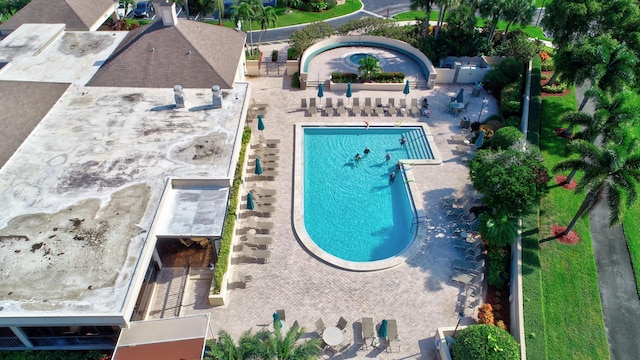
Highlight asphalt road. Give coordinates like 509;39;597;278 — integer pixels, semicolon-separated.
248;0;414;44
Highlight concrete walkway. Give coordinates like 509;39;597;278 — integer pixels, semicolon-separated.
576;84;640;360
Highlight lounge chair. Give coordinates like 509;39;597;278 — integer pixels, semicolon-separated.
315;318;326;336
255;170;278;179
337;104;345;116
308;105;317;116
364;97;371;107
245;230;274;246
386;319;400;353
452;258;485;274
247;216;274;230
375;98;382;108
259;134;281;146
248;204;276;215
353;97;360;107
411;98;418;108
254;147;279;157
240;245;272;263
301;98;307;109
360;317;375;350
250;186;276;197
325;98;333;114
250;192;275;205
452;269;483;286
364;105;372;116
456;144;476;154
450;134;468;143
351;104;361;116
388;98;395;109
337;317;348;331
277;309;286;321
399;98;407;109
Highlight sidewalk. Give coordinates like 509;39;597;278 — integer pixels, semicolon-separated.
576;83;640;360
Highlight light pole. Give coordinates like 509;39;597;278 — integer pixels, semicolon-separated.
477;97;488;123
452;311;465;338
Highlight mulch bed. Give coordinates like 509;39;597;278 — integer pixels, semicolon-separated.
555;175;577;190
486;285;510;329
541;71;571;98
551;225;581;244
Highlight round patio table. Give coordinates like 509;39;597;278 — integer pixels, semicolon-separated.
322;326;343;346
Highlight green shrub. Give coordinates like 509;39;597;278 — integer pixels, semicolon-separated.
483;113;504;125
331;72;359;83
500;100;521;119
287;47;299;60
541;56;555;71
491;126;524;150
289;22;335;56
452;324;520;360
483;57;524;94
213;127;251;294
487;246;510;288
291;72;300;88
542;81;568;93
246;49;261;60
326;0;338;9
504;115;521;128
370;71;405;83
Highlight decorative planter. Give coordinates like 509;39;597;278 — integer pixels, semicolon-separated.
208;272;228;306
286;60;299;75
330;81;406;91
245;52;263;76
434;326;468;360
472;87;481;97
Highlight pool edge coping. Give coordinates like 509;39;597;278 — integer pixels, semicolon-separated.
292;122;439;271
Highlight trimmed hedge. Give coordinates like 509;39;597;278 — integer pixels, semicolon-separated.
491;126;525;150
522;54;547;360
213;127;251;294
330;71;405;83
452;324;521;360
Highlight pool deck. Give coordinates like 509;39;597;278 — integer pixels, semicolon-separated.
180;71;499;358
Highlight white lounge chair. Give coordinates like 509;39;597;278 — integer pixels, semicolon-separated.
240;245;272;263
259;134;281;146
361;317;375;350
250;185;276;196
245;231;274;246
247;216;274;230
386;319;400;353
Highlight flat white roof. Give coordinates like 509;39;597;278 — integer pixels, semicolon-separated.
0;83;248;317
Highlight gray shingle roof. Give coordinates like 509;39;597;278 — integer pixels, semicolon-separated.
0;80;70;169
0;0;115;31
87;19;246;89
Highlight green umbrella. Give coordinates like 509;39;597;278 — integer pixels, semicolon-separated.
247;192;255;210
273;312;282;329
257;114;265;131
377;319;388;339
403;80;410;97
346;82;352;104
255;158;263;175
317;83;324;99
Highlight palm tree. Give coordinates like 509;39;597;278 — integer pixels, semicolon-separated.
478;0;505;46
553;136;640;235
233;0;263;52
357;55;382;81
410;0;436;38
257;6;277;47
477;210;519;248
213;0;225;25
501;0;536;44
434;0;458;40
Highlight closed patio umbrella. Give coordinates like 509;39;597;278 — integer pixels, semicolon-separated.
247;192;255;210
317;83;324;100
475;129;485;148
346;82;352;105
377;319;388;339
403;80;410;97
455;88;464;103
257;114;265;132
273;312;282;329
255;158;263;175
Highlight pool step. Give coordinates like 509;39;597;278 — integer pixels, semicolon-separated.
403;129;430;159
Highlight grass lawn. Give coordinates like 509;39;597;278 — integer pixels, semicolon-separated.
475;19;552;41
537;90;610;359
392;10;439;22
217;0;362;31
622;127;640;295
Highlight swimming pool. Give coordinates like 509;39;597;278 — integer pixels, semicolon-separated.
293;124;441;270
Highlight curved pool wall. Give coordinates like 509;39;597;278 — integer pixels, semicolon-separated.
299;35;437;89
293;123;441;271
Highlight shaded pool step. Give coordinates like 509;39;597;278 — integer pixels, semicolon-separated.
403;130;430;159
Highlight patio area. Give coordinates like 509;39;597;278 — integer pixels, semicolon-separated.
178;69;499;359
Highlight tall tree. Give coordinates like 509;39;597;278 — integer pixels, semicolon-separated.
212;0;225;25
233;0;263;51
410;0;436;38
257;6;277;47
434;0;459;40
357;55;382;80
501;0;536;44
478;0;505;46
553;136;640;235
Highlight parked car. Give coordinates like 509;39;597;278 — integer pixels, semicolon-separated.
117;1;133;18
133;1;155;19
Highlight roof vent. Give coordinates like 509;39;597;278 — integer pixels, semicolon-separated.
211;86;222;109
174;85;185;108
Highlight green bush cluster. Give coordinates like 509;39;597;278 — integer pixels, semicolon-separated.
329;71;405;83
287;47;299;60
288;22;335;58
452;324;520;360
487;246;510;288
500;81;523;119
330;72;359;83
542;81;568;93
291;72;301;88
483;57;524;94
370;72;405;83
213;127;251;294
541;56;555;71
491;126;525;150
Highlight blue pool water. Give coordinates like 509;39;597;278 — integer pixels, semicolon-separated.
303;127;432;262
349;53;371;65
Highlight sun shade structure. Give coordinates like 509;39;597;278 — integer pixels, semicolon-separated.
378;319;388;338
247;192;255;210
317;83;324;99
346;82;352;104
455;88;464;103
475;129;485;148
403;80;410;97
258;114;265;131
255;158;263;175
